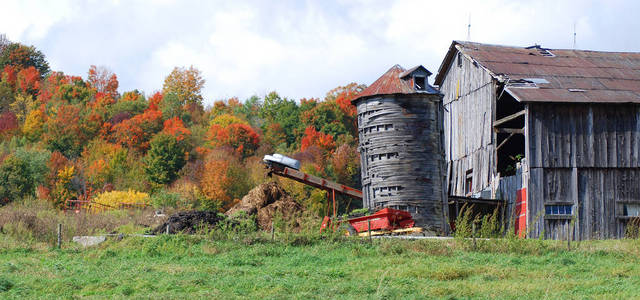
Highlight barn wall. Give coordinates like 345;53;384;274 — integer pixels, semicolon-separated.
527;103;640;239
356;94;447;232
440;48;497;196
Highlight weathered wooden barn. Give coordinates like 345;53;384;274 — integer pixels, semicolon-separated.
352;65;448;234
434;41;640;239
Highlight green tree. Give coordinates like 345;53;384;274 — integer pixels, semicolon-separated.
143;133;188;185
0;148;49;203
259;92;301;148
0;43;50;76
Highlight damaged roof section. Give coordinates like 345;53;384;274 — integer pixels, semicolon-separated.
354;64;439;102
435;41;640;103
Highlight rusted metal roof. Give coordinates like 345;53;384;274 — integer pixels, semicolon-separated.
435;41;640;103
353;64;438;103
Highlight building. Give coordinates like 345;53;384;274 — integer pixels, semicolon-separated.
434;41;640;239
352;65;448;234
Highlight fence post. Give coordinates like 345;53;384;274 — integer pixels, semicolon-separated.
567;223;571;251
271;220;275;241
57;223;62;249
166;223;170;235
472;222;477;250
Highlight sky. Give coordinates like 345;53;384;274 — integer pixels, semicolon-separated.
2;0;639;105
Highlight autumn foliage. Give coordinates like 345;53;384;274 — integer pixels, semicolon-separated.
0;37;366;217
207;123;260;158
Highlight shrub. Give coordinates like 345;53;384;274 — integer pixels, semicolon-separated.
92;190;150;211
144;133;188;185
0;147;50;203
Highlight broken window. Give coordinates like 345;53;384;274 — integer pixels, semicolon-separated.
414;76;426;91
457;53;463;68
465;169;473;195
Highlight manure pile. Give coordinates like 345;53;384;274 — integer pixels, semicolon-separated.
226;181;304;231
153;182;304;234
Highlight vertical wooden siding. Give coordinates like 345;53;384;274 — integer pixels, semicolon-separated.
527;103;640;239
440;49;497;196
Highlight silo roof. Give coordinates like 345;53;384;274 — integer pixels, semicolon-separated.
352;64;439;103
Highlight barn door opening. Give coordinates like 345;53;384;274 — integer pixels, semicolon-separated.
495;90;525;176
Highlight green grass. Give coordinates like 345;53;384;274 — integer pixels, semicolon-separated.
1;235;639;299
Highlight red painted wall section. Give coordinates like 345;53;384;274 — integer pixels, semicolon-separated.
515;188;527;237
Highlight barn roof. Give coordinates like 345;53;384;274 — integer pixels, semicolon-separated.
434;41;640;103
353;64;439;103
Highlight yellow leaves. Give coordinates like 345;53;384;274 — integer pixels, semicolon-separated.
10;92;36;123
22;109;45;141
162;66;205;105
57;166;75;183
209;113;248;128
92;190;150;211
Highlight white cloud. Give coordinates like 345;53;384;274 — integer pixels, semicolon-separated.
3;0;640;104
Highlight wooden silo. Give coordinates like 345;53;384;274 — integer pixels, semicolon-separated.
352;65;448;234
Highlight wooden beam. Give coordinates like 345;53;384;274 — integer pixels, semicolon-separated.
494;110;525;127
496;132;516;151
495;128;524;134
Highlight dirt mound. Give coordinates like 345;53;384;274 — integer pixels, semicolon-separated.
226;181;304;231
152;211;222;234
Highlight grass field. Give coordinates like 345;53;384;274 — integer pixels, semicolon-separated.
1;233;639;299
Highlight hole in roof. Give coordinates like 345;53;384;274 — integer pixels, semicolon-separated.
568;89;586;92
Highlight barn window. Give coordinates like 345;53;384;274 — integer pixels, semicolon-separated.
623;204;640;216
465;169;473;195
414;76;426;91
457;53;463;68
545;205;573;215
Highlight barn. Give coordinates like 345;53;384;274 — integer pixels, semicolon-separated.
434;41;640;239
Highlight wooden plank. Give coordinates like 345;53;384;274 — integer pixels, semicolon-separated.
586;106;595;167
494;110;525;127
495;128;524;134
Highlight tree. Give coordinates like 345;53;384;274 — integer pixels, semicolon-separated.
208;123;260;159
111;107;163;152
199;150;250;211
259;92;301;147
42;104;81;157
300;126;336;154
22;109;45;141
0;148;50;203
0;154;33;203
143;133;188;185
162;66;205;106
0;42;50;77
87;65;119;100
162;117;191;142
0;111;18;139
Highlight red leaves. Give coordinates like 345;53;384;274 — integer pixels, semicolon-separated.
87;65;118;100
300;126;335;154
0;111;18;137
207;123;260;158
162;117;191;141
17;66;41;95
111;106;163;152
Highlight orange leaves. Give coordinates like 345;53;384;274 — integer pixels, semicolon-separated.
200;157;232;210
16;66;41;95
300;126;335;154
111;106;163;152
207;123;260;158
162;117;191;141
87;65;118;100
